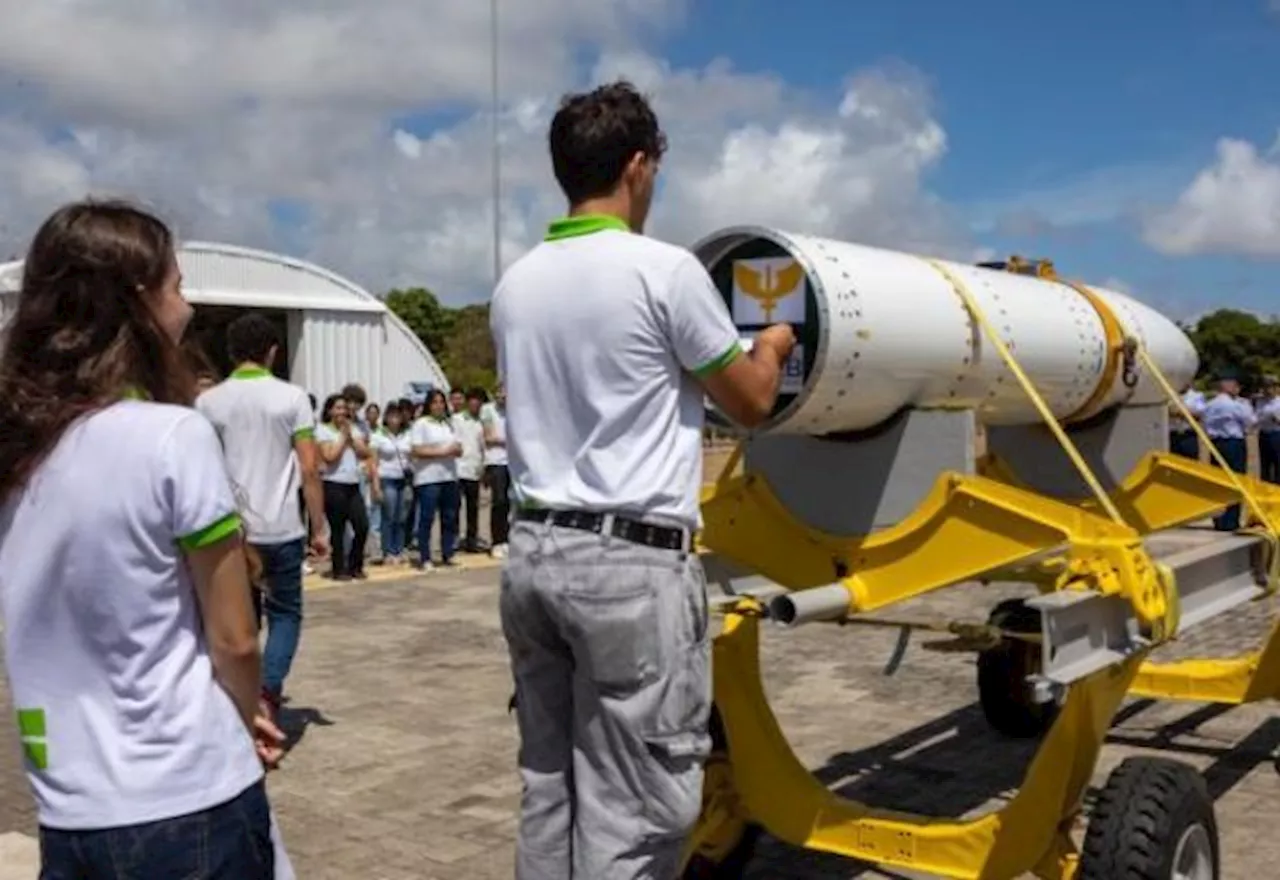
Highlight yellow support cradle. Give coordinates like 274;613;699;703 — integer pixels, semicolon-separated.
680;262;1272;878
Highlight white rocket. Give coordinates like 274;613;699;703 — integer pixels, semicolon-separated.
693;227;1198;434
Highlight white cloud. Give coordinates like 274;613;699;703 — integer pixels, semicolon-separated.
1142;134;1280;258
0;2;967;301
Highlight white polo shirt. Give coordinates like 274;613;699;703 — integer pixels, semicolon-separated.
409;416;459;485
451;412;485;481
196;365;314;544
315;423;365;484
489;214;742;531
0;400;264;829
370;428;411;480
480;402;508;467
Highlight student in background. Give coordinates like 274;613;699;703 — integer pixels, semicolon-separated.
316;394;372;580
481;383;510;559
453;387;488;553
196;313;328;720
0;199;284;876
371;402;413;563
396;397;421;552
410;389;462;569
362;401;383;559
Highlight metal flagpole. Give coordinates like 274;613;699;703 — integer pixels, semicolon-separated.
490;0;502;286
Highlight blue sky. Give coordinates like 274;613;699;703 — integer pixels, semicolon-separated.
0;2;1275;313
654;0;1280;319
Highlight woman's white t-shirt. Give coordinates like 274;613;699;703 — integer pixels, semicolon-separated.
370;428;410;481
0;400;263;829
409;417;459;486
315;422;363;484
480;402;508;467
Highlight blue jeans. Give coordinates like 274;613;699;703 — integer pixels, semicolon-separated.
380;477;408;556
416;480;460;563
39;780;273;879
250;538;305;700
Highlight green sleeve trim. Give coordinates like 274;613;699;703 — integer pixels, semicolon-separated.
17;709;47;770
293;427;315;440
177;512;242;551
692;341;743;377
23;741;47;770
544;214;630;241
17;709;44;737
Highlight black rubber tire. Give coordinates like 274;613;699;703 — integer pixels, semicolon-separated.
976;599;1060;738
1079;756;1219;879
681;708;762;880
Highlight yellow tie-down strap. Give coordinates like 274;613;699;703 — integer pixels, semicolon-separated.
925;259;1124;524
925;258;1176;633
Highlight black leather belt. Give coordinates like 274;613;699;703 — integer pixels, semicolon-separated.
515;508;689;551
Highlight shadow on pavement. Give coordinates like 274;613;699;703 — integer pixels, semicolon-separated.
1103;699;1280;800
278;704;336;753
740;700;1280;878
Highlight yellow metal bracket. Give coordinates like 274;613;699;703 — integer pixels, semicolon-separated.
702;466;1172;635
684;603;1147;879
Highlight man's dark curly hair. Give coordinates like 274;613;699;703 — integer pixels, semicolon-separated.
548;80;667;205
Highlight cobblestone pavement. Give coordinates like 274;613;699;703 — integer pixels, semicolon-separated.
1;557;1278;879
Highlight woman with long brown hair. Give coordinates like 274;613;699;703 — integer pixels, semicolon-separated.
0;199;284;877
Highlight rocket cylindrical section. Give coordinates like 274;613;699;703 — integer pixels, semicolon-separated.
694;227;1198;435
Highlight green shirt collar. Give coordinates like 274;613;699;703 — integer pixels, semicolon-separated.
544;214;630;241
230;364;271;380
121;386;149;401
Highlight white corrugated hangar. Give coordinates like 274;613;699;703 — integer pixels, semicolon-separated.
0;242;449;406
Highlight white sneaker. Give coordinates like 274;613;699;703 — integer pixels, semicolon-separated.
490;543;508;559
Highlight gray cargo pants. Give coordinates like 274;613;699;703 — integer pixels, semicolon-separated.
499;517;712;880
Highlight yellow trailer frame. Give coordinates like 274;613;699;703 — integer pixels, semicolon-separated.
679;264;1280;879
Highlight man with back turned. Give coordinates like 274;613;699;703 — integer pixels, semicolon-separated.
489;80;796;879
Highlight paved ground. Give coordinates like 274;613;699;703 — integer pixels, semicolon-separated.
1;552;1278;879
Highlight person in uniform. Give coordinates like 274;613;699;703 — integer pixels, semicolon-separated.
489;80;796;879
1256;377;1280;484
481;383;511;559
1168;382;1207;459
197;313;330;719
1202;370;1256;530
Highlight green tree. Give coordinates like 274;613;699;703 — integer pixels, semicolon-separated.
1184;309;1280;391
438;303;497;391
385;287;456;356
384;288;497;392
